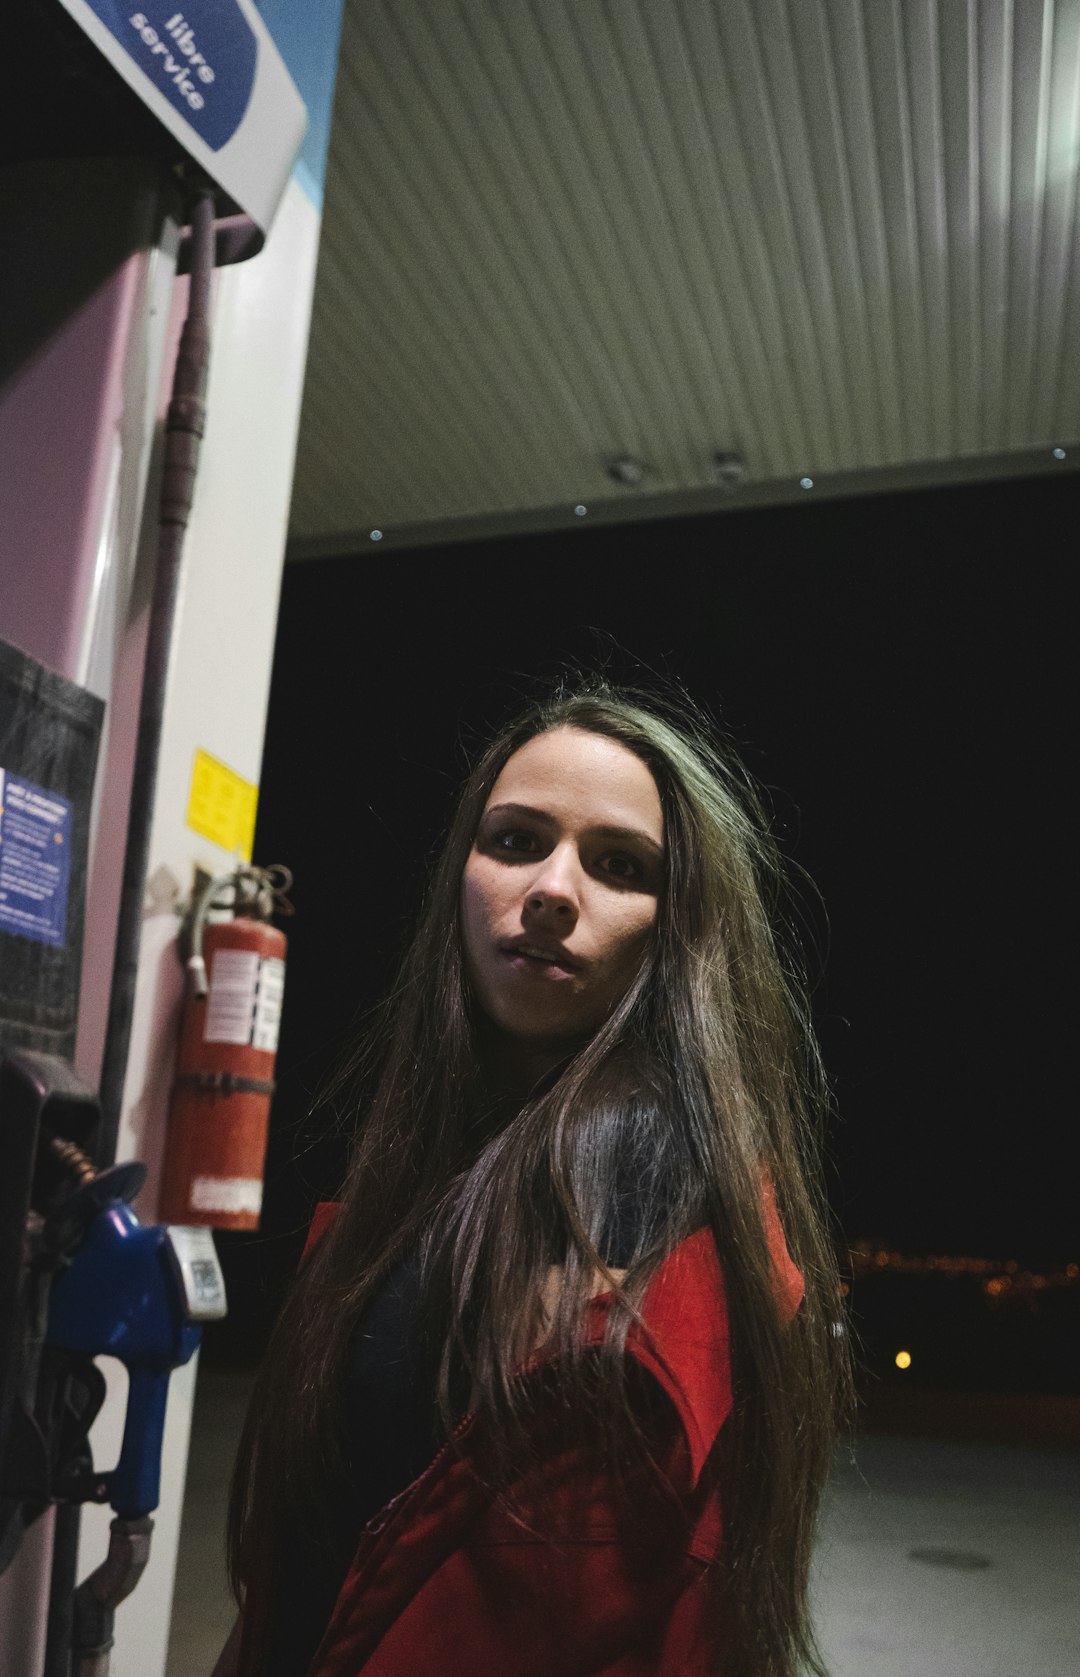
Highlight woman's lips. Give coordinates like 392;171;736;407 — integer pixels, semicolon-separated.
501;947;580;980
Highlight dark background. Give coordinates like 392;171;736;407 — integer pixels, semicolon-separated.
222;470;1076;1379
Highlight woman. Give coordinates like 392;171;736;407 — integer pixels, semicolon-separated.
218;682;853;1677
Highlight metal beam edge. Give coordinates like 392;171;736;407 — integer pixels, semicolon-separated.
285;444;1079;561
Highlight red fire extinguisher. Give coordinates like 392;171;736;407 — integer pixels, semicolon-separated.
158;864;292;1231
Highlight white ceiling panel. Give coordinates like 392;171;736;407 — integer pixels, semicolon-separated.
288;0;1080;554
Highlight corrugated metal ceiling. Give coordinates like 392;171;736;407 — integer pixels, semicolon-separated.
288;0;1080;555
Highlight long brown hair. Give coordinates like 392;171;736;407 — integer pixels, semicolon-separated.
228;680;854;1676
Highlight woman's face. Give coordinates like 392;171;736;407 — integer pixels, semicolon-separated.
462;726;664;1063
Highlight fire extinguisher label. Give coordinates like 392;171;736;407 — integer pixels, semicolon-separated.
190;1176;263;1217
204;947;286;1049
204;948;261;1044
253;956;286;1052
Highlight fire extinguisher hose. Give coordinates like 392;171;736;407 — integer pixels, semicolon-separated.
183;863;293;997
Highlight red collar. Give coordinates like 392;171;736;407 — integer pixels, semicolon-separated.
584;1172;803;1483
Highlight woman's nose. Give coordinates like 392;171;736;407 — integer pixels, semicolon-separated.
524;848;580;920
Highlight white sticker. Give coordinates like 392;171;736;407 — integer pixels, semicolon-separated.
252;956;285;1052
166;1224;228;1320
203;948;260;1044
190;1176;263;1216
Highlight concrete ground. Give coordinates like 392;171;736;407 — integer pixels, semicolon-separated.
166;1367;252;1677
812;1431;1079;1677
166;1367;1080;1677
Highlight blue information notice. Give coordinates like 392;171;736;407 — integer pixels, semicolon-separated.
85;1;258;152
0;769;73;949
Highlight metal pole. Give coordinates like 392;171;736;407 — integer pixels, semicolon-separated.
96;188;217;1168
42;1503;79;1677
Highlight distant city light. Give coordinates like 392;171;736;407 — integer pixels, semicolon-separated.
844;1241;1079;1303
895;1350;912;1370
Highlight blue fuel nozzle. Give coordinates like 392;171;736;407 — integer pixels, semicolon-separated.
45;1201;226;1518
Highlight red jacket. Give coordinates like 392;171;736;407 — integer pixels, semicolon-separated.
301;1188;803;1677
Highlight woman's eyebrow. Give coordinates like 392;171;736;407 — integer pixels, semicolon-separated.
481;803;663;859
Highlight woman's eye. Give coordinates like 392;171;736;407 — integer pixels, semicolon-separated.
492;828;539;855
601;852;643;881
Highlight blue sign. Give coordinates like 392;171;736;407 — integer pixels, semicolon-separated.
257;0;345;208
0;770;73;949
85;1;258;152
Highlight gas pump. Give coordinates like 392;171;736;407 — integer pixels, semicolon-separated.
0;1050;225;1675
2;4;322;1670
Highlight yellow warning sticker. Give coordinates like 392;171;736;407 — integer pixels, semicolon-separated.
186;750;258;861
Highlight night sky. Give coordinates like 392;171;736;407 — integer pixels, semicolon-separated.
244;470;1074;1336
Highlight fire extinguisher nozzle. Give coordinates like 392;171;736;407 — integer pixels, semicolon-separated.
186;955;208;998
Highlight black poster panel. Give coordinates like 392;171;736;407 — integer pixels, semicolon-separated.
0;639;104;1058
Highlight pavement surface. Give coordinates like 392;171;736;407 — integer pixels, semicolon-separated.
813;1430;1079;1677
